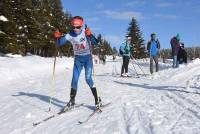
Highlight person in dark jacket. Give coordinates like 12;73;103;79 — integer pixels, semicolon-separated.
147;33;160;74
178;43;187;64
170;34;181;68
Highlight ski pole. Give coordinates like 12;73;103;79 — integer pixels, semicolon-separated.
85;24;100;102
130;55;147;77
133;59;146;76
90;48;100;103
48;39;58;112
130;60;139;77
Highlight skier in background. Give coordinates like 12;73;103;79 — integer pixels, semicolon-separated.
119;36;132;77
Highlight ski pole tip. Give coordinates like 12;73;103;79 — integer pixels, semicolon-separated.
78;121;83;124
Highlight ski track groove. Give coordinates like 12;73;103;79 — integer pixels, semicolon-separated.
119;99;155;134
121;103;135;134
165;92;200;121
169;112;184;132
136;107;154;134
172;91;200;110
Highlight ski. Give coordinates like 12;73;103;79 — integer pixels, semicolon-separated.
78;102;111;124
120;75;133;78
33;103;84;126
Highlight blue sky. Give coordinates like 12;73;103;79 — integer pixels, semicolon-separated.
61;0;200;49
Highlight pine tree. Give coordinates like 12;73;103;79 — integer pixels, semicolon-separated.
0;0;97;57
55;10;73;57
95;34;113;56
102;39;112;55
112;47;118;55
127;17;146;59
0;1;19;54
26;0;71;57
13;0;41;55
39;0;72;57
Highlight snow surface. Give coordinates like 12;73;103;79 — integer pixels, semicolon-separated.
0;15;8;21
0;55;200;134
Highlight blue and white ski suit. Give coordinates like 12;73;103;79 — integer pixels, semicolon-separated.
56;29;95;90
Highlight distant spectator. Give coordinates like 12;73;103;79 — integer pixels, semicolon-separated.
147;33;160;74
102;55;106;64
113;54;116;61
170;34;181;68
119;36;132;77
178;43;187;64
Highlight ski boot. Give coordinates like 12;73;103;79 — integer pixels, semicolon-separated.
95;97;102;110
64;88;76;112
121;73;127;77
91;87;102;110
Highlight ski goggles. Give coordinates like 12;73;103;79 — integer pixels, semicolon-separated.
72;26;82;29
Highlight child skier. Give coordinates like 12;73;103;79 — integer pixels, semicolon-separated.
54;16;102;109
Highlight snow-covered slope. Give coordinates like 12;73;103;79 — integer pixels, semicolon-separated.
0;55;200;134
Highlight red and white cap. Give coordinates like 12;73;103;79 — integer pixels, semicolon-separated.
71;18;83;26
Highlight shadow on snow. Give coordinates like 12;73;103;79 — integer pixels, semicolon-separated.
114;81;200;95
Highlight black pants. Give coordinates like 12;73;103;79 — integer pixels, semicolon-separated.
121;56;130;74
178;48;187;64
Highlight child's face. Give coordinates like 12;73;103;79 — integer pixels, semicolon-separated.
72;25;82;33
